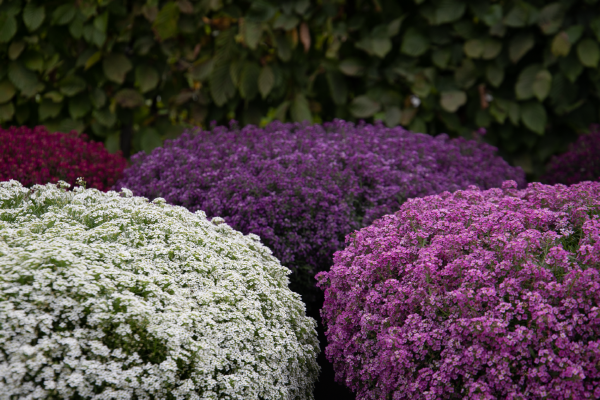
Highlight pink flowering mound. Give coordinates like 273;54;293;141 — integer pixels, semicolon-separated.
317;181;600;399
0;126;126;191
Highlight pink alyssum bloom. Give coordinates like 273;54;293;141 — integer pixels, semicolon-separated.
317;181;600;399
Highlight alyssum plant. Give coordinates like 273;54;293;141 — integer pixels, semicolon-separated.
0;180;319;399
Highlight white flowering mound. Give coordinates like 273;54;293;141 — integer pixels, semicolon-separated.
0;181;319;400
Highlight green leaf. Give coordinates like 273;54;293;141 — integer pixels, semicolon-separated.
0;102;15;122
239;62;260;100
0;80;17;103
89;88;106;109
39;99;62;121
515;64;541;100
464;39;484;58
258;65;275;99
275;35;292;62
489;98;508;123
339;59;365;76
243;20;262;50
388;17;405;37
290;93;312;122
559;54;583;83
8;41;26;60
532;70;552;101
114;89;145;108
440;90;466;112
93;12;109;34
509;33;535;63
58;119;85;134
434;0;466;25
349;95;380;118
432;47;451;68
384;106;402;127
59;75;86;97
69;95;91;119
454;59;477;89
44;91;64;102
411;74;431;98
189;58;214;81
326;71;348;105
273;14;299;30
482;4;502;27
521;101;547;135
294;0;310;14
210;59;235;106
103;54;132;84
69;13;84;39
84;51;102;70
577;38;600;68
23;4;45;32
93;108;116;127
153;3;179;40
486;63;504;87
22;51;45;72
83;24;107;47
507;101;520;125
247;1;276;23
8;61;40;97
401;28;429;57
504;4;529;27
372;37;392;58
135;65;159;93
482;39;502;59
565;25;584;44
538;3;563;35
139;127;162;154
52;4;76;26
551;31;571;57
0;13;17;43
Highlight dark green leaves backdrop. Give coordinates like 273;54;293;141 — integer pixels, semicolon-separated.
0;0;598;177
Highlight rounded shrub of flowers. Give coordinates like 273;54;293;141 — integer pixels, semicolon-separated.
317;180;600;399
0;180;319;399
116;120;525;301
543;124;600;185
0;126;126;191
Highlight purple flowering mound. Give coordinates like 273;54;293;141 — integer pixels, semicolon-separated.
542;124;600;185
117;120;524;300
317;181;600;399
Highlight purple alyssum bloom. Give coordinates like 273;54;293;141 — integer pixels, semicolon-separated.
317;181;600;399
543;124;600;185
117;120;525;292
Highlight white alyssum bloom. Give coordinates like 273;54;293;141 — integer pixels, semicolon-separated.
0;180;319;400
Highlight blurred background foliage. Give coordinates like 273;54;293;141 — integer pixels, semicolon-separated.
0;0;599;177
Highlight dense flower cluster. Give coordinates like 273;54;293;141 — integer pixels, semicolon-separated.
317;181;600;399
543;124;600;185
0;180;319;399
0;126;126;191
117;120;525;295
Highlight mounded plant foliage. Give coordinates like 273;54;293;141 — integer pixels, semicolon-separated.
116;120;525;303
317;181;600;399
542;123;600;185
0;180;319;399
0;125;127;191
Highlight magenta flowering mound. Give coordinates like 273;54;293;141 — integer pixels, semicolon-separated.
117;120;524;297
0;126;127;191
317;181;600;399
543;124;600;185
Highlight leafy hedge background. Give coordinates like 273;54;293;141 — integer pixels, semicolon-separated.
0;0;599;173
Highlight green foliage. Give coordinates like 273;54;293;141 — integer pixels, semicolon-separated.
0;0;598;175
